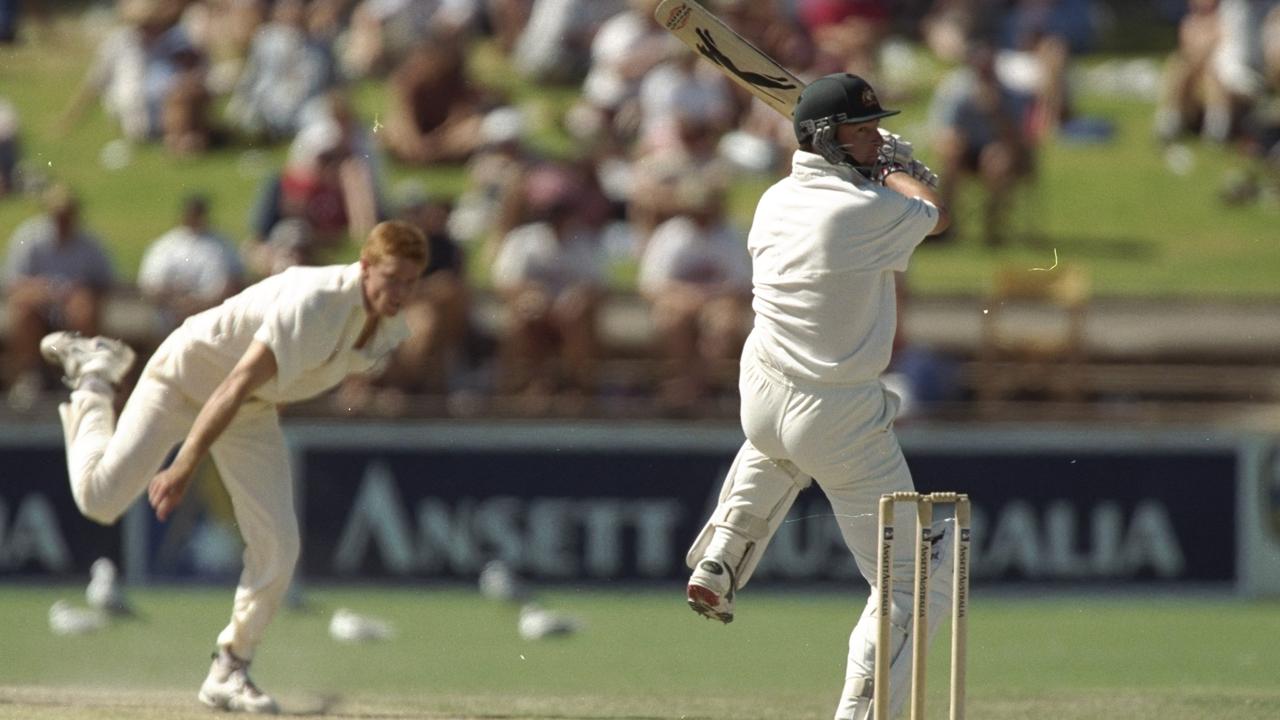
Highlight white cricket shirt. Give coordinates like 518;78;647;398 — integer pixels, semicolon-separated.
153;263;409;404
747;151;938;385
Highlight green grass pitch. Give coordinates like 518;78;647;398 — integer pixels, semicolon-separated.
3;585;1280;718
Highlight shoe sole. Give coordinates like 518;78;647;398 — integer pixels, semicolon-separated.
39;333;136;386
687;583;733;624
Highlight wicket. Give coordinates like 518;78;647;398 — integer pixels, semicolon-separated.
874;492;971;720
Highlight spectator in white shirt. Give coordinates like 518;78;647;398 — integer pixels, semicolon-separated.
638;184;750;412
225;0;336;140
3;184;114;409
138;194;245;333
492;174;604;397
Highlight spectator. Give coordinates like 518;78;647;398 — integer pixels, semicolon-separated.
225;0;336;141
929;40;1037;245
180;0;268;96
0;96;18;196
3;185;114;409
448;106;539;245
798;0;892;80
383;37;490;165
246;120;380;276
299;89;389;214
637;183;751;413
921;0;1006;63
509;0;624;84
491;175;605;398
998;0;1098;137
60;0;209;150
564;0;678;147
1201;0;1280;142
637;51;735;153
340;0;480;79
1154;0;1223;143
138;194;245;333
629;108;732;245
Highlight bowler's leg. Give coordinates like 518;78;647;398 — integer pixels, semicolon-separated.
199;404;294;714
209;405;299;660
44;333;189;524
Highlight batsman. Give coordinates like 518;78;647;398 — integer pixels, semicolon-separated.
684;73;954;720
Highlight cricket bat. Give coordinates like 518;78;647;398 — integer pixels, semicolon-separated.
654;0;806;118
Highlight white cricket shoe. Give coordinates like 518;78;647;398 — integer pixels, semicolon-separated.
687;557;736;624
197;648;280;714
86;557;132;616
40;331;135;389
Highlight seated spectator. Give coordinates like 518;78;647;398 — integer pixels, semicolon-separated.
797;0;891;80
337;186;471;411
922;0;1002;64
509;0;624;84
138;194;245;333
491;179;605;398
60;0;210;151
998;0;1098;137
3;185;114;409
637;51;735;153
383;37;490;165
448;106;539;245
629;108;731;245
637;184;751;413
299;89;389;212
1154;0;1223;143
0;96;18;196
930;40;1037;246
1201;0;1280;143
246;119;380;276
564;0;679;147
179;0;268;95
340;0;480;79
225;0;336;141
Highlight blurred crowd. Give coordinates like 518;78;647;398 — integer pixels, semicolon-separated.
1;0;1277;417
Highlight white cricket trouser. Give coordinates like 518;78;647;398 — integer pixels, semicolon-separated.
58;349;299;661
716;335;953;719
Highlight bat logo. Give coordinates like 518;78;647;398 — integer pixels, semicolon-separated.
694;27;797;104
664;3;691;31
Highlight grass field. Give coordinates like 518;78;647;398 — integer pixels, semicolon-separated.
1;12;1278;299
3;585;1280;718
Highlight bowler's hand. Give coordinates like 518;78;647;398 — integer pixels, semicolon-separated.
148;466;194;522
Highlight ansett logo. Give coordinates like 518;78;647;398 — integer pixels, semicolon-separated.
665;4;691;31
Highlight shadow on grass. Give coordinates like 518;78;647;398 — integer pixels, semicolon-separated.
1016;233;1160;260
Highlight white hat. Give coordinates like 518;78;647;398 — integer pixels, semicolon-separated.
287;120;344;169
480;106;527;145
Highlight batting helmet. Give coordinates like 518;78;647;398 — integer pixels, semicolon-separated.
793;73;899;144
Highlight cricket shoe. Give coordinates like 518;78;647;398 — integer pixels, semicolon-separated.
40;332;135;389
198;648;280;714
687;557;736;624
